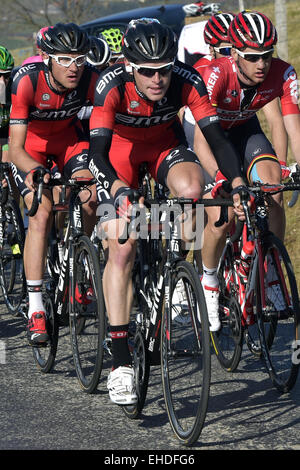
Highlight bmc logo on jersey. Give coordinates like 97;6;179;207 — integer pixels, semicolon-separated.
173;64;200;85
96;66;124;94
115;110;178;127
13;63;36;81
31;104;83;120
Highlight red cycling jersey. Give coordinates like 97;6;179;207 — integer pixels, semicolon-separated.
10;62;100;170
194;55;213;71
90;60;218;142
201;56;300;129
88;60;236;190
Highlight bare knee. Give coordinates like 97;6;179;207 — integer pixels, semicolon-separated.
27;204;52;235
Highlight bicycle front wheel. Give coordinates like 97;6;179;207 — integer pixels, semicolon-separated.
256;234;300;393
211;241;243;371
0;200;26;314
32;291;59;373
161;260;210;446
69;236;105;393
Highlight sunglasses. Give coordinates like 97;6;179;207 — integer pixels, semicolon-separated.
0;72;11;78
214;46;232;56
130;62;174;77
49;54;87;67
236;48;274;63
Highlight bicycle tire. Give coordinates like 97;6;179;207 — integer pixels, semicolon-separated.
69;235;105;393
211;242;243;371
122;329;150;419
161;260;210;446
255;233;300;393
32;290;59;373
122;237;155;419
0;199;26;314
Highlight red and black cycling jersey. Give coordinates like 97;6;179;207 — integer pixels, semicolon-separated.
201;56;300;129
10;61;100;137
89;59;243;190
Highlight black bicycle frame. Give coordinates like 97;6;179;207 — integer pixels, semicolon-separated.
141;204;184;364
52;190;85;322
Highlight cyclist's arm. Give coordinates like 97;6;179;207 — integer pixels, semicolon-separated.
195;118;244;188
193;123;218;178
185;63;244;187
262;98;288;162
88;127;126;197
283;113;300;166
9;71;45;173
8;123;43;172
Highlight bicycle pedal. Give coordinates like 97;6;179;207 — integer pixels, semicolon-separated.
27;338;49;348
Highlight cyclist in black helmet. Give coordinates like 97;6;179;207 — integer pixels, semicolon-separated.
87;36;111;71
88;18;245;404
9;22;101;346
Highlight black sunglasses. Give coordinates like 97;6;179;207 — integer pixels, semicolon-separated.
0;72;11;78
131;62;174;78
214;46;232;56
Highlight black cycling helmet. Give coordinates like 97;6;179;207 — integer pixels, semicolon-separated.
87;36;111;66
122;18;178;64
40;22;91;55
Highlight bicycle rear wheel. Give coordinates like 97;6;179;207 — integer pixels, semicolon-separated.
256;234;300;393
32;291;59;373
211;242;243;371
0;199;26;314
161;260;210;446
69;235;105;393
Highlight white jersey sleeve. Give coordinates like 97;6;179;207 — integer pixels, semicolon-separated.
177;21;210;62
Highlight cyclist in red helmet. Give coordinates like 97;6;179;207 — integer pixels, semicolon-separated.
192;11;300;329
182;13;236;150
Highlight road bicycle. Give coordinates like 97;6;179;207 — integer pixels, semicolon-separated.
117;164;232;446
0;162;26;314
211;168;300;393
27;169;106;393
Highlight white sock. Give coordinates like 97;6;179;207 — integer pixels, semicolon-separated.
27;280;44;318
202;264;218;288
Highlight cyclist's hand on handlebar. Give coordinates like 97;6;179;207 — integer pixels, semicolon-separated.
113;186;143;221
231;182;252;221
25;166;51;192
1;177;7;188
279;160;291;180
211;170;231;199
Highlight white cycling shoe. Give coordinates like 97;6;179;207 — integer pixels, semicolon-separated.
172;279;191;325
107;366;138;405
202;281;221;332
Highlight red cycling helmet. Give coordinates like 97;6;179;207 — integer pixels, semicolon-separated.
204;12;236;46
229;11;277;49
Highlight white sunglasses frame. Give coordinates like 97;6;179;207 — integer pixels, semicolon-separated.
213;46;232;56
129;61;174;73
48;54;87;67
235;48;274;61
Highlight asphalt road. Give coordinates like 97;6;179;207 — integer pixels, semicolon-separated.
0;296;300;454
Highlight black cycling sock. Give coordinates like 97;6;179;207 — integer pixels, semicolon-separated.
110;324;132;370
